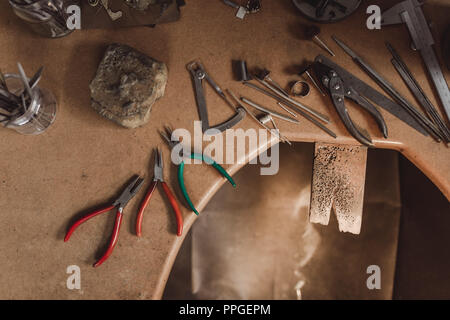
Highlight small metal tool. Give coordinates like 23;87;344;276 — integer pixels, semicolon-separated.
242;81;337;138
187;61;246;135
0;63;45;125
382;0;450;123
333;36;442;140
0;90;19;114
29;66;44;89
258;114;292;144
223;0;248;19
276;102;297;118
305;25;335;56
277;101;337;139
240;96;300;124
17;62;33;100
299;63;326;96
234;60;252;82
386;42;450;142
443;25;450;71
254;77;330;123
259;114;278;129
313;56;388;146
228;89;291;145
0;69;8;90
243;81;298;118
256;69;290;98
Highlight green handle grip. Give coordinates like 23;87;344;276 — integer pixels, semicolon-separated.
178;161;199;215
177;153;237;215
191;153;236;187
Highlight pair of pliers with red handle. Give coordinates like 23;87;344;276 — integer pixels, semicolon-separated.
64;176;144;267
136;148;183;237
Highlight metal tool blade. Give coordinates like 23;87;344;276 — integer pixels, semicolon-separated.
381;0;450;123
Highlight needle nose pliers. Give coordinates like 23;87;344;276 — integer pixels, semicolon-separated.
160;127;236;216
136;149;183;237
64;176;144;267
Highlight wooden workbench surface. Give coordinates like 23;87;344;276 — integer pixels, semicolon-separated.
0;0;448;299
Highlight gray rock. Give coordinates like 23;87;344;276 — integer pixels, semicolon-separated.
89;43;168;128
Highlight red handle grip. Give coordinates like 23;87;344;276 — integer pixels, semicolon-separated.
64;205;115;242
161;182;183;237
135;181;157;237
93;210;123;268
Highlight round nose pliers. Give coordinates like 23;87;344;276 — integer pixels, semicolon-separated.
136;149;183;237
64;176;144;267
160;127;236;216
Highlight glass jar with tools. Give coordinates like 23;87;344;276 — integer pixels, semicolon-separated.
1;73;57;135
9;0;77;38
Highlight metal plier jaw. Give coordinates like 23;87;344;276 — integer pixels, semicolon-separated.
160;126;186;164
112;176;144;211
152;149;164;182
315;62;388;146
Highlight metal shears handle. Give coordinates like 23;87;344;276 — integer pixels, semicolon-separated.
328;74;387;146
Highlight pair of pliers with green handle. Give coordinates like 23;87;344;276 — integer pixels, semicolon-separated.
160;127;236;215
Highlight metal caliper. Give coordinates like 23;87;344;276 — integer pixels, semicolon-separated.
187;61;246;135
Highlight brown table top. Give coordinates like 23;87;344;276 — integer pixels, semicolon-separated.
0;0;448;299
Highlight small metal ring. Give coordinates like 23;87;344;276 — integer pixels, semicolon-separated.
291;81;310;97
88;0;99;7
